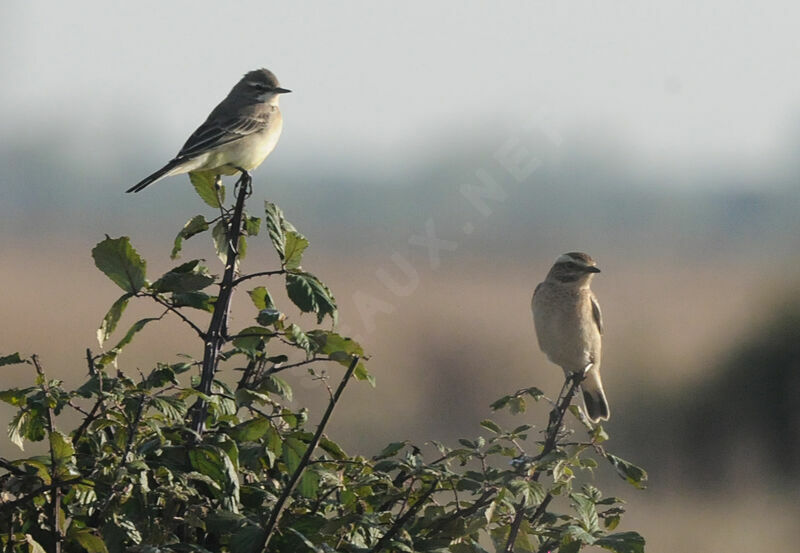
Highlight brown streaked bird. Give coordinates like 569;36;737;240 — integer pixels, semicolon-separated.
531;252;610;422
127;68;290;193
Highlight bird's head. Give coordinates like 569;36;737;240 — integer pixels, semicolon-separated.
546;252;601;287
233;68;291;105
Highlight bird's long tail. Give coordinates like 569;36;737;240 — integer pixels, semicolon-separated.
581;367;610;422
126;158;185;193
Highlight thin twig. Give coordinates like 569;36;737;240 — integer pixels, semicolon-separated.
0;477;85;513
266;356;337;375
71;397;105;445
426;487;497;536
231;269;286;286
0;458;26;477
94;393;146;522
259;355;361;551
370;480;439;553
147;293;206;338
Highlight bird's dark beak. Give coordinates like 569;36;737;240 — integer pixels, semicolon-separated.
275;87;292;94
586;266;601;273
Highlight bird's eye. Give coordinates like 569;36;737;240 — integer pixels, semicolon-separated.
565;262;579;269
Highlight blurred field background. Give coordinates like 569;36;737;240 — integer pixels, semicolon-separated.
2;2;800;551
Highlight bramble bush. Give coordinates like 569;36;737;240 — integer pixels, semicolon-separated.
0;173;646;552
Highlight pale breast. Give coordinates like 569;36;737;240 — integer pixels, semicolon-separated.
532;284;601;372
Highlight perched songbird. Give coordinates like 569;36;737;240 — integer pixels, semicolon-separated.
531;252;610;422
127;68;290;193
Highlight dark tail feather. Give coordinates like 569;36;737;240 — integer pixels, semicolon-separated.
580;366;610;422
126;159;183;193
582;388;610;422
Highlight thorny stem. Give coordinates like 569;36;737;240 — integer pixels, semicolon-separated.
191;171;251;435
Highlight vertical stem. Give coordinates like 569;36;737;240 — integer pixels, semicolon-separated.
259;356;361;552
503;372;583;553
31;355;61;553
191;172;251;435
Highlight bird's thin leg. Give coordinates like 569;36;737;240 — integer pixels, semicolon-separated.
233;167;253;197
214;175;227;222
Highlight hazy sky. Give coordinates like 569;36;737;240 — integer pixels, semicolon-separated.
3;1;800;169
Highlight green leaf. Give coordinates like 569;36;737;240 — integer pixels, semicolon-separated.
97;293;133;345
188;445;240;510
67;529;109;553
604;514;621;531
285;324;312;354
238;234;248;261
375;441;407;459
9;407;46;450
0;387;32;406
256;308;282;326
559;538;583;553
235;388;271;408
286;272;338;324
307;330;363;358
595;532;646;553
283;231;309;270
150;396;187;422
526;387;544;400
143;365;179;389
353;362;376;387
50;430;76;466
92;236;147;293
265;201;289;259
605;453;648;489
229;418;270;442
319;437;347;460
230;524;267;553
286;527;322;552
96;316;159;368
0;353;26;367
283;437;307;473
245;216;261;236
232;326;272;357
248;286;276;310
509;396;526;414
112;317;160;352
211;219;229;264
480;419;502;434
571;492;600;533
171;214;210;259
172;291;215;311
259;375;293;401
509;479;546;508
298;470;319;499
151;260;215;293
190;171;224;208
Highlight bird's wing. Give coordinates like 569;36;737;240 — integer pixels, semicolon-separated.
591;294;604;335
175;111;273;160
